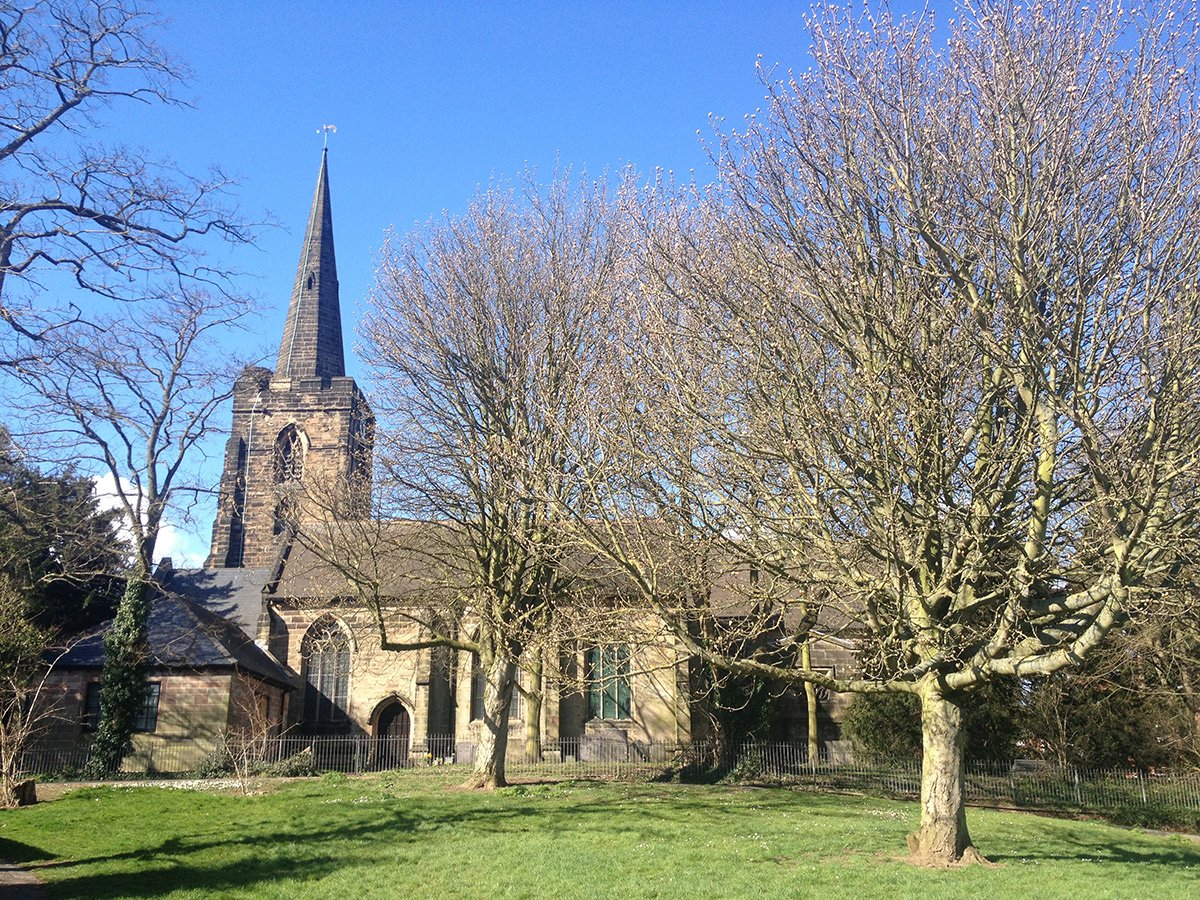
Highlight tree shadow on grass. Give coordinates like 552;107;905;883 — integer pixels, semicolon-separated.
6;785;746;898
982;815;1200;869
10;782;1199;897
1;836;51;865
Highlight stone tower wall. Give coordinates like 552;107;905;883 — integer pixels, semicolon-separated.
208;371;373;569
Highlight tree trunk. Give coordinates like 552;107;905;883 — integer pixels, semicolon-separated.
524;650;543;763
0;749;19;809
906;682;987;866
802;641;819;764
463;653;517;790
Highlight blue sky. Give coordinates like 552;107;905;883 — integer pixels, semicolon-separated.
152;1;849;326
140;0;833;376
30;1;930;564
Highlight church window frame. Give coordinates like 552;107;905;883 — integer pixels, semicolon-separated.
272;425;306;536
346;406;374;480
82;680;160;733
301;617;352;729
272;492;298;536
273;424;306;484
134;683;161;733
586;645;631;721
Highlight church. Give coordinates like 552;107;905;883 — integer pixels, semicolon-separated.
40;153;857;773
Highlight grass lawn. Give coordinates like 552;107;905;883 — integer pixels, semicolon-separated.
1;773;1198;898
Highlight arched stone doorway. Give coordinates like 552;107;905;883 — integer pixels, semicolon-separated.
371;699;411;770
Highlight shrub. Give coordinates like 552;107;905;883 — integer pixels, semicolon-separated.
262;747;316;778
722;748;770;785
193;747;234;779
843;680;1022;763
1108;804;1200;832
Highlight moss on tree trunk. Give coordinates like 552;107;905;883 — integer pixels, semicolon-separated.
524;651;543;763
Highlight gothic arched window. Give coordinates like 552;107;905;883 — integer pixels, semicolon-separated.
302;618;351;728
346;408;374;477
274;424;305;484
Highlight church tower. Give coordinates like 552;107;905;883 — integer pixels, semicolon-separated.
207;150;373;569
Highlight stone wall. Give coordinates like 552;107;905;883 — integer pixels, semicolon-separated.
266;602;857;764
764;638;859;746
449;616;695;762
227;671;289;739
552;626;694;746
272;603;438;750
33;669;235;772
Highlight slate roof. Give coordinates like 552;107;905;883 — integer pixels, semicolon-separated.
163;566;274;642
58;573;291;687
275;520;649;601
276;520;453;600
273;520;853;637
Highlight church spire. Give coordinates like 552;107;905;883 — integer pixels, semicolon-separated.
275;148;345;380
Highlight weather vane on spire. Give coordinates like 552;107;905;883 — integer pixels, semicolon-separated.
317;124;337;148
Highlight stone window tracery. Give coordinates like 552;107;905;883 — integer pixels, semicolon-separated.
302;618;351;727
274;424;305;484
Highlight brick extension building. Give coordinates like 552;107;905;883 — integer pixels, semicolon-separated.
41;152;857;771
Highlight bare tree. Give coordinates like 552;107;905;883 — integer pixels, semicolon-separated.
0;574;52;806
11;289;254;773
223;680;282;795
353;175;621;789
0;0;253;365
572;1;1200;865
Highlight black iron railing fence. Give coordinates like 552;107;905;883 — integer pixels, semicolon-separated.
17;736;1200;813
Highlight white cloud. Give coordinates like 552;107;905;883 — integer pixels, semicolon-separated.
92;473;208;569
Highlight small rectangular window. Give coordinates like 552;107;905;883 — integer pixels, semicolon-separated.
83;681;160;733
133;682;161;733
